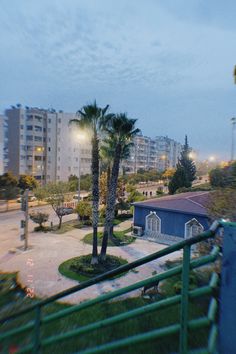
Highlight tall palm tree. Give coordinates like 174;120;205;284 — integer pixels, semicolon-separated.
100;114;140;260
70;101;110;265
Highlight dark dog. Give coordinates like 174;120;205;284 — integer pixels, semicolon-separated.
141;280;159;296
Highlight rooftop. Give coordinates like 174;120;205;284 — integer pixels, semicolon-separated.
134;191;210;216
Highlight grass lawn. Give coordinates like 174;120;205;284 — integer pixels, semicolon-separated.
83;228;133;247
49;215;132;234
1;291;210;354
58;254;128;282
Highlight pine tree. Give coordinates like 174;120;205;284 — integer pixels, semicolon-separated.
168;135;196;194
178;135;196;183
168;166;191;194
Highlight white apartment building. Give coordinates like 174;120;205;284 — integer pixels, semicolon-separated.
5;106;92;183
123;134;182;173
0;114;8;175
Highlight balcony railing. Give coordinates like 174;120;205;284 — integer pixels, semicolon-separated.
0;220;235;353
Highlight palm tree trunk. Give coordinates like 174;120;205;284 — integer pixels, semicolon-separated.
91;135;99;265
100;144;122;260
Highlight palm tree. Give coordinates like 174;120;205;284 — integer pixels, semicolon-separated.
100;114;140;260
70;101;110;265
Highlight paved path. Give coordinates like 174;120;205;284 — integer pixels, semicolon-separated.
0;217;182;304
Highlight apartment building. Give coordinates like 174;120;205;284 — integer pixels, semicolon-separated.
0;114;8;175
5;106;92;183
123;134;182;173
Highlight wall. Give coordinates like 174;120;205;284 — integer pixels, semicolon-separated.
134;205;209;238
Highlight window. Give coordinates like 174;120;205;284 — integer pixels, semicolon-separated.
48;119;51;123
27;125;33;130
35;126;42;132
185;219;203;239
20;125;24;129
48;147;51;151
26;135;33;141
34;136;42;142
35;156;42;161
145;212;161;234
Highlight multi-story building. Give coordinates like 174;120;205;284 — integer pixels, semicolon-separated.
0;114;9;175
123;134;182;173
5;106;92;183
155;136;182;171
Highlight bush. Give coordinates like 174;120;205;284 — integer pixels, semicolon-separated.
59;254;128;281
29;211;49;229
173;273;198;294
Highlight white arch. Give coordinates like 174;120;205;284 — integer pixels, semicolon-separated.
145;211;161;234
184;218;204;239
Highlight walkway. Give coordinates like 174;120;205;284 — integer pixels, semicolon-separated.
0;218;182;304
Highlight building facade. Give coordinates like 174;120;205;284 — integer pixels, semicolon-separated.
5;106;92;183
0;114;9;174
123;134;182;173
133;191;210;245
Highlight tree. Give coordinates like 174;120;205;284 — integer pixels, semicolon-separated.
34;182;70;229
70;101;111;265
207;188;236;221
209;168;228;188
126;184;145;203
29;212;49;230
168;166;191;195
68;175;78;192
100;114;140;260
162;168;176;180
178;135;196;184
18;175;38;191
168;136;196;194
0;172;19;209
75;201;92;224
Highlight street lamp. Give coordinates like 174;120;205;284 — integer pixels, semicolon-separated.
231;117;236;161
77;133;87;202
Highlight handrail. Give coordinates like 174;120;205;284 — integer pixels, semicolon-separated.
0;247;220;342
0;223;222;324
0;220;228;354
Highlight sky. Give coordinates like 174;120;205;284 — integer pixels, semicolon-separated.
0;0;236;161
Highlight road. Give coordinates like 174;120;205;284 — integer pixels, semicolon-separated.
0;204;77;233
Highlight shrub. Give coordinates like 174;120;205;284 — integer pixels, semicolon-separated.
29;212;49;230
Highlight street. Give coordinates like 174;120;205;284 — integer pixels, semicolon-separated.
0;204;77;233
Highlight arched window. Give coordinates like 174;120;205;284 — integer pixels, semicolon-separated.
185;218;204;239
145;212;161;234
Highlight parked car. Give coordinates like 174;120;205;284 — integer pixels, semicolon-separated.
56;207;74;216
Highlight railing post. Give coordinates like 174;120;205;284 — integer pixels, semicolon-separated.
179;244;191;354
33;305;41;353
219;223;236;354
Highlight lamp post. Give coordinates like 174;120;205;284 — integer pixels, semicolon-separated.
77;133;87;202
231;117;236;161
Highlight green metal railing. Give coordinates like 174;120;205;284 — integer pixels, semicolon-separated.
0;220;233;354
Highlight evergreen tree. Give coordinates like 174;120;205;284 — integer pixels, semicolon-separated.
168;166;191;194
168;135;196;194
178;135;196;183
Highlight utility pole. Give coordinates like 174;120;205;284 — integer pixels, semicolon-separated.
231;117;236;161
21;188;29;250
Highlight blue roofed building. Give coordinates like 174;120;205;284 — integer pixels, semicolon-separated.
133;191;210;245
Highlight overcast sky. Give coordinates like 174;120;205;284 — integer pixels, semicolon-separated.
1;0;236;160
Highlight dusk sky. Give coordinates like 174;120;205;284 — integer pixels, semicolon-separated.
1;0;236;161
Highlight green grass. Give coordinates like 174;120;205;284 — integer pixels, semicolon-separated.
59;254;128;282
0;272;20;307
83;228;133;247
0;293;211;354
49;214;132;234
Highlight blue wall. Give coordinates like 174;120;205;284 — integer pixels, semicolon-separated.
134;205;209;238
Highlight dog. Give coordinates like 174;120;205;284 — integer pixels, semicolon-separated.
141;280;160;296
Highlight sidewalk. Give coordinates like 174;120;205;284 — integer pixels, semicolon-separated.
0;219;182;304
